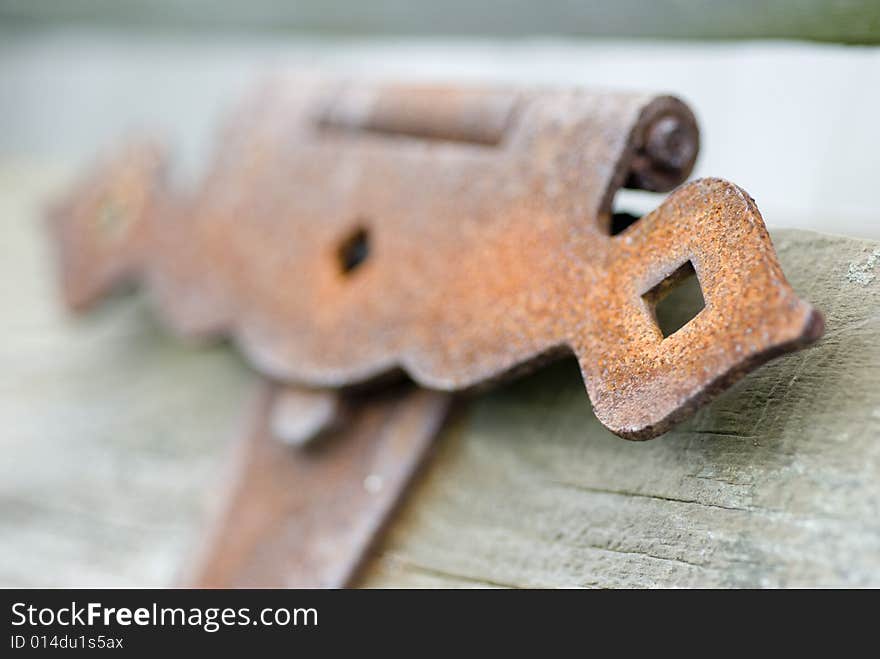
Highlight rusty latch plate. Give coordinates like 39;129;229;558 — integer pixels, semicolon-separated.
49;78;822;439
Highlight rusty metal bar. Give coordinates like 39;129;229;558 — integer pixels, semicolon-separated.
188;383;451;588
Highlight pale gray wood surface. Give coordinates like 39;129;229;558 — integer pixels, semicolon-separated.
1;160;878;587
0;162;256;586
361;231;880;588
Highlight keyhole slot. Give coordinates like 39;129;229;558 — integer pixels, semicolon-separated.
337;226;371;275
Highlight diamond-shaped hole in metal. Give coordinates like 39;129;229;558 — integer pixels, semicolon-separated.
643;260;705;338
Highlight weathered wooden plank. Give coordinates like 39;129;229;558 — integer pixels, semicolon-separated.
360;231;880;587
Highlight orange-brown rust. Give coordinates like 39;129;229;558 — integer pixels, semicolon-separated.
48;78;822;439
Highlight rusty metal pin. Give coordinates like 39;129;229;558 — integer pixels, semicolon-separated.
626;109;700;192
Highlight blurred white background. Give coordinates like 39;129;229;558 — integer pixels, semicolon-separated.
2;30;879;238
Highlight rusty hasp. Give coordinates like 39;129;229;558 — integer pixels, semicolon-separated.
48;78;822;439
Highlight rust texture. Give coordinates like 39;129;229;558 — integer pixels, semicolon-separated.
48;78;822;439
190;384;451;588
